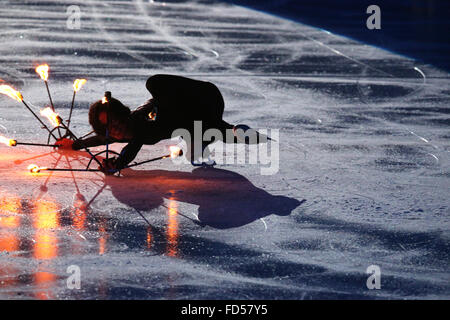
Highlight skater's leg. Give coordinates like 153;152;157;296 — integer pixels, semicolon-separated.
190;141;216;166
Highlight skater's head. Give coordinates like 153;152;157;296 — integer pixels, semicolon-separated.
89;97;133;140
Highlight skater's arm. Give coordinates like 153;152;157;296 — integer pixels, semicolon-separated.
72;135;111;150
114;140;144;169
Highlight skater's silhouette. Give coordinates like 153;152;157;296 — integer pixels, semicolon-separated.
58;75;266;174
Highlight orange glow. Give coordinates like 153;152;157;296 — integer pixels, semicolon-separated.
0;242;19;288
0;84;23;102
98;219;108;255
34;232;58;260
28;164;45;174
35;64;49;81
0;192;21;290
148;111;156;121
169;146;181;159
34;271;55;300
33;198;59;300
0;193;21;253
102;96;108;104
40;107;61;127
166;198;179;257
0;232;19;253
33;199;59;260
73;79;87;92
33;199;59;230
71;197;87;231
0;194;21;228
0;135;16;147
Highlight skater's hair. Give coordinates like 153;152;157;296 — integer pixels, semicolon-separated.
89;97;131;136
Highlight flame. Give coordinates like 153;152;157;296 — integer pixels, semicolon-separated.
148;111;156;121
0;84;23;102
40;107;61;127
73;79;87;92
169;146;182;159
102;96;108;104
0;136;16;147
28;164;44;173
35;64;49;81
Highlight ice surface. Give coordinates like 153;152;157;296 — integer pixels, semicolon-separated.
0;0;449;299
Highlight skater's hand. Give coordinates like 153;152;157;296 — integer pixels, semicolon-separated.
56;138;74;149
99;157;119;175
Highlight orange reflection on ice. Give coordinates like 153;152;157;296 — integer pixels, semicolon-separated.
0;192;21;254
0;192;21;289
34;271;55;300
0;232;18;253
0;193;21;228
34;232;58;261
33;199;59;260
0;229;19;290
0;229;19;288
98;219;108;255
71;197;87;231
33;199;59;231
32;198;59;300
166;198;179;257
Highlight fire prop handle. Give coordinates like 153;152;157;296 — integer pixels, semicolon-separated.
22;100;59;140
46;168;100;172
125;154;174;169
68;90;76;128
58;118;104;168
67;79;87;130
44;81;55;111
35;64;55;111
29;166;100;173
11;141;60;148
40;108;103;168
29;148;183;174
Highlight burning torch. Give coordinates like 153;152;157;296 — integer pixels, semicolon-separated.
67;79;87;130
0;84;59;140
40;106;82;142
125;146;183;169
39;106;105;169
35;64;55;112
27;146;184;174
28;164;100;173
0;135;59;148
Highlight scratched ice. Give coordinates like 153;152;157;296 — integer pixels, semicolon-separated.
0;0;448;299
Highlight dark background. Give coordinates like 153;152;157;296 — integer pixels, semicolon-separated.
222;0;450;72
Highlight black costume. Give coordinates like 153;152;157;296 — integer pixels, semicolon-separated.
73;74;234;169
